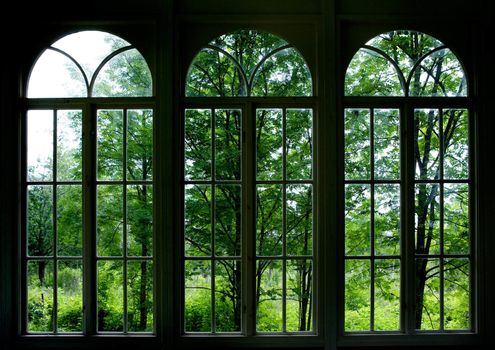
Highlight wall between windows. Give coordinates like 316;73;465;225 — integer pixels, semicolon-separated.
1;0;494;350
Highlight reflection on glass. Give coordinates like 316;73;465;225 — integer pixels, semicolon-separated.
443;109;469;179
185;109;211;180
27;261;54;332
184;185;211;256
128;261;154;332
444;259;470;330
185;260;211;332
286;109;312;180
416;259;440;330
345;184;371;256
97;185;123;256
27;50;87;98
57;185;82;256
57;260;83;332
374;259;400;330
57;110;82;181
287;260;313;332
256;185;283;256
127;109;153;181
256;109;283;180
215;185;241;257
286;184;312;256
415;183;440;255
444;184;469;255
345;49;403;96
345;259;370;331
375;184;400;256
409;49;467;97
127;185;153;257
415;109;440;180
97;261;124;332
215;260;241;332
216;109;241;180
345;109;370;180
28;110;53;182
97;110;123;181
28;185;53;257
93;49;152;97
256;260;282;332
251;48;312;97
374;109;400;180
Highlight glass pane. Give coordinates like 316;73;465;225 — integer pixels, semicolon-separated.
345;185;371;256
345;109;370;180
443;109;469;180
57;260;83;332
375;184;400;256
97;110;123;181
185;109;211;181
374;259;400;331
57;185;82;256
57;110;82;181
415;109;440;180
27;185;53;257
444;183;469;255
27;110;53;182
256;109;283;180
128;261;153;332
345;49;403;96
286;109;312;180
184;185;211;257
409;49;467;97
345;259;370;331
416;259;440;330
51;31;130;81
27;261;54;332
97;260;124;332
256;185;283;256
215;185;241;257
97;185;123;256
92;49;152;97
185;260;211;332
444;259;470;330
251;48;312;96
374;109;400;180
127;185;153;257
215;260;241;332
127;109;153;181
286;259;313;332
286;184;313;256
415;183;440;255
27;50;87;98
215;109;241;180
185;48;246;97
256;260;282;332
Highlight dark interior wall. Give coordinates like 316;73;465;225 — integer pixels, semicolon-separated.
1;1;493;349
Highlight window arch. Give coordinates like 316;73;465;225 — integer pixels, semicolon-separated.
24;30;154;335
345;30;467;97
28;30;152;98
343;30;472;334
185;30;312;97
182;29;315;335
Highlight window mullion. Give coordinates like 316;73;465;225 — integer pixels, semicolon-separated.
243;101;255;336
83;103;97;335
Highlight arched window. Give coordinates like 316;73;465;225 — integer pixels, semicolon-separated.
343;30;472;333
183;30;315;335
24;31;154;334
